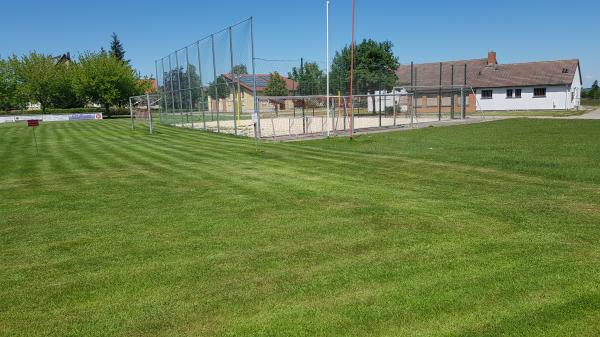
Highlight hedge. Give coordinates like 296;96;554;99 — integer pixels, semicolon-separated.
0;107;130;115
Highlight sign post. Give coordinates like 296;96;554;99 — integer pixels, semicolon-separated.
27;119;40;154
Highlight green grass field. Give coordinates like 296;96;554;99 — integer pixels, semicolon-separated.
1;119;599;337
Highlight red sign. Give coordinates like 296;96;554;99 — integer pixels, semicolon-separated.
27;120;40;127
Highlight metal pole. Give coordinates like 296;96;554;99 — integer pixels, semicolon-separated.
461;88;465;121
326;0;331;137
300;58;305;134
196;42;207;130
147;93;153;134
168;57;176;125
185;47;194;129
463;64;467;119
410;61;414;87
438;62;442;121
349;0;356;139
250;17;261;139
155;60;162;124
451;64;455;119
129;97;134;130
228;26;237;135
211;34;220;132
32;127;39;155
393;90;397;126
175;52;185;125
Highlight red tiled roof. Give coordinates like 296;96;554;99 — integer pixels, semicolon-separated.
396;58;580;88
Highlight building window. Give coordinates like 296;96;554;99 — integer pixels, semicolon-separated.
506;89;513;98
515;89;522;98
481;90;493;99
534;88;547;98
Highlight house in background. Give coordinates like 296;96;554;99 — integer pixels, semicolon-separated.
396;52;582;112
53;52;72;65
212;73;298;112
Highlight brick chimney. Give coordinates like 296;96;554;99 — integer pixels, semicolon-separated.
487;51;497;66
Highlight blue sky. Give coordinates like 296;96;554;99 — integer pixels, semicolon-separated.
1;0;598;86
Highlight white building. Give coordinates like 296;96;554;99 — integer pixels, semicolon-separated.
396;52;583;112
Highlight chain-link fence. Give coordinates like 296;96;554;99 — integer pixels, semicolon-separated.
253;88;470;139
155;18;259;137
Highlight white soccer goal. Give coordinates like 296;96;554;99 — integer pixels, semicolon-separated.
129;94;159;134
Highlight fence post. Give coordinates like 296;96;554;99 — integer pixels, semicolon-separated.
147;93;154;134
461;88;465;120
129;97;134;130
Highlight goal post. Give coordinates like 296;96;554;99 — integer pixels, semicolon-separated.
129;94;159;134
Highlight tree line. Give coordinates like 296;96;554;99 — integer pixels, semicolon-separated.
0;34;149;115
582;80;600;100
287;39;400;97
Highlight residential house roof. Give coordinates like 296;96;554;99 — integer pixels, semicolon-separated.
53;52;72;65
396;53;581;89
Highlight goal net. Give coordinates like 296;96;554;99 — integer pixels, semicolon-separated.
129;94;159;134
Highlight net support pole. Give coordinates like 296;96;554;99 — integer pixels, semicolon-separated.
175;52;185;124
463;64;468;119
349;0;355;140
211;34;220;133
438;62;442;121
196;42;207;130
228;26;237;136
155;60;162;124
250;16;261;139
451;64;455;119
185;47;194;129
168;57;176;125
326;0;331;137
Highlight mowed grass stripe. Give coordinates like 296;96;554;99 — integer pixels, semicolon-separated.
1;119;599;337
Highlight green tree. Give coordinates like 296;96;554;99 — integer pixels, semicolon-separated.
288;62;325;95
264;72;288;97
591;80;600;100
74;52;144;116
15;52;59;113
330;39;400;109
0;56;27;111
264;72;288;116
232;64;248;75
110;33;127;63
208;76;231;100
51;61;85;109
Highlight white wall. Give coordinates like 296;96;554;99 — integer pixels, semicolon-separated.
570;65;582;109
475;86;574;111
